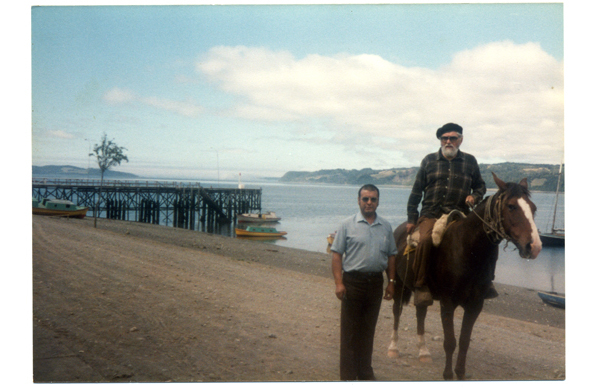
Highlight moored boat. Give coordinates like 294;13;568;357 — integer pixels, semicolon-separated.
235;226;287;237
537;291;565;309
33;198;89;219
237;211;281;223
540;162;565;247
539;230;565;247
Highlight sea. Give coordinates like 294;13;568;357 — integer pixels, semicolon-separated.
195;180;565;294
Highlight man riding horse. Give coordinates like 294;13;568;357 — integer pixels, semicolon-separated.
407;123;495;307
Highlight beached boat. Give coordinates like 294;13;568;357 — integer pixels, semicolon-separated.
537;291;565;309
327;232;336;245
235;226;287;237
539;162;565;247
237;211;281;223
33;198;89;218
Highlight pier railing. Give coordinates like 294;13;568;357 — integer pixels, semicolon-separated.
32;179;262;231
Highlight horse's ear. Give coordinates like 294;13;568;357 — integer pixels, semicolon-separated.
492;172;507;191
519;177;528;190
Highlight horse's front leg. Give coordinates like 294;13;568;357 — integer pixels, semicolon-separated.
416;305;432;362
455;300;484;380
440;299;457;380
387;285;404;358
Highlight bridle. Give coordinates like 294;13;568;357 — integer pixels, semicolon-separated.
470;192;515;247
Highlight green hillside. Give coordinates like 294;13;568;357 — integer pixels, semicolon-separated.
280;162;564;192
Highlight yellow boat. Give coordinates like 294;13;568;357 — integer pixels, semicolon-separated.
33;198;89;219
235;226;287;237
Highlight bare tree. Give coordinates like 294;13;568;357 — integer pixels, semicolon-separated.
90;133;129;227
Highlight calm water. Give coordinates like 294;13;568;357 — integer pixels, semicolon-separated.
96;179;564;293
241;181;565;294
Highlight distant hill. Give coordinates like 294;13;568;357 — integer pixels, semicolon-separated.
280;162;565;192
32;165;138;179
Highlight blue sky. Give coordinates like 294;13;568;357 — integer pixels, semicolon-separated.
30;2;565;180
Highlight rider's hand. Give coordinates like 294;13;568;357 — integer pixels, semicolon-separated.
465;195;475;208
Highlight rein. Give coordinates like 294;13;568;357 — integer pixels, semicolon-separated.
470;193;514;247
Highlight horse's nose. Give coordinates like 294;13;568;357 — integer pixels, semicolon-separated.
528;239;542;259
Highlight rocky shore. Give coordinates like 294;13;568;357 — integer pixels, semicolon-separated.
32;215;565;382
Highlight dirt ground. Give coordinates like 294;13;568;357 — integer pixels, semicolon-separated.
32;215;565;382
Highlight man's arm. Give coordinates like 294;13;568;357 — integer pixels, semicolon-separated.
332;251;346;300
407;158;427;225
470;157;486;203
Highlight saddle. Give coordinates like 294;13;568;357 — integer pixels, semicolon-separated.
406;210;466;252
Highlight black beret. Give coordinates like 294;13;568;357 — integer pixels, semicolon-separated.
436;123;463;139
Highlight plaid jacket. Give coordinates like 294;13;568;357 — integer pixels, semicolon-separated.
407;149;486;224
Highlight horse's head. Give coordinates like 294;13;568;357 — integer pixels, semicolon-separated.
492;172;542;259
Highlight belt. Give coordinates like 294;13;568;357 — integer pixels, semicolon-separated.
344;271;383;279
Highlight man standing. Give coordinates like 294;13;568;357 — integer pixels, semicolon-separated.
331;184;397;381
407;123;489;307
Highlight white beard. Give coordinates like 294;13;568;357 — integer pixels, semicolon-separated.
442;145;458;159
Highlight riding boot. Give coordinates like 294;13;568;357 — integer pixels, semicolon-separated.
414;285;434;307
484;282;499;299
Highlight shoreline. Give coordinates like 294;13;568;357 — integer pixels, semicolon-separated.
82;216;564;329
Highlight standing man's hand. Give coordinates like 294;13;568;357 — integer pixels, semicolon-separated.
406;223;416;235
332;251;346;300
335;283;347;300
384;282;394;300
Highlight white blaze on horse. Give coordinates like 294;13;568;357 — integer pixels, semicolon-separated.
387;173;542;380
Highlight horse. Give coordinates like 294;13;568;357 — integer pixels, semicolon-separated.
387;173;542;380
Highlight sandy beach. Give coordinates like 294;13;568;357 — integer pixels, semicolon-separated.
32;215;565;382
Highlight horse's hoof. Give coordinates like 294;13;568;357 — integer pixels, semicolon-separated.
387;349;400;358
418;355;432;363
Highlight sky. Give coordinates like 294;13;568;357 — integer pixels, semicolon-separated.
29;2;565;181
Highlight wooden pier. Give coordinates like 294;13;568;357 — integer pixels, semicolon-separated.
32;179;262;231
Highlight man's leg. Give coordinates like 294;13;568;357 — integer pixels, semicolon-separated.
339;275;362;380
356;277;383;380
413;217;436;306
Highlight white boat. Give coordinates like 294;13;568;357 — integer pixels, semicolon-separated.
236;211;281;223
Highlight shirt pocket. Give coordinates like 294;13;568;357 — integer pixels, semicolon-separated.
378;235;390;255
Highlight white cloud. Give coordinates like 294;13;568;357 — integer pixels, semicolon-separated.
103;88;204;118
103;87;135;104
47;130;74;139
196;42;564;165
141;97;204;117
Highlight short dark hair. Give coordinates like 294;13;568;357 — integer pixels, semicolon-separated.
358;184;379;198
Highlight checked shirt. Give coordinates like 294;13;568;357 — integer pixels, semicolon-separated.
407;149;486;224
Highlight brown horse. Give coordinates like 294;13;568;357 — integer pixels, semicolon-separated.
387;173;542;380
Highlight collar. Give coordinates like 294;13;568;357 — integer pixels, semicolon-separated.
356;211;380;225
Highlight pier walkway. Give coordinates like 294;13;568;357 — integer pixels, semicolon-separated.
32;178;262;230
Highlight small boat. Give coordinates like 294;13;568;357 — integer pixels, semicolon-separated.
537;291;565;309
33;198;89;218
235;226;287;237
540;162;565;247
237;211;281;223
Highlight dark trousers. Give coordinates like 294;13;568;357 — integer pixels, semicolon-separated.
340;271;384;380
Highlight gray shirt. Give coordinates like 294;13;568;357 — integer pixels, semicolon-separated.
331;212;398;273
